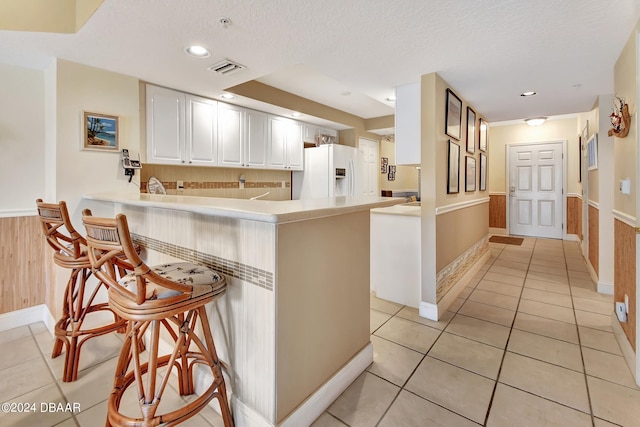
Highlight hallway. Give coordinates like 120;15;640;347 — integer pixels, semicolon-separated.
315;238;640;426
1;239;639;426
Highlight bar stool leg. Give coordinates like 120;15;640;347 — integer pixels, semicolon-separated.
198;306;234;427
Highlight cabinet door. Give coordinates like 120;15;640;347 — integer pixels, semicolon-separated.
146;85;185;164
217;103;244;167
303;124;318;144
186;95;217;165
245;110;268;167
286;121;304;170
268;116;287;169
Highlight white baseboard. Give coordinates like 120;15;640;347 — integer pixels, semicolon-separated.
489;227;507;236
420;250;491;321
279;343;373;427
585;258;599;285
0;304;55;334
611;313;639;386
419;301;438;321
565;234;580;242
597;281;614;295
157;329;373;426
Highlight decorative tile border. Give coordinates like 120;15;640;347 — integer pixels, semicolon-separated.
131;233;274;291
436;235;489;301
140;181;290;192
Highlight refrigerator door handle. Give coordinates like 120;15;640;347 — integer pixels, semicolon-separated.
348;159;354;196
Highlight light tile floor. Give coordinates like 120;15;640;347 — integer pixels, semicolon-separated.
314;238;640;427
1;238;639;426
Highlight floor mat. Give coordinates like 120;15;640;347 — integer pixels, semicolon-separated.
489;235;524;245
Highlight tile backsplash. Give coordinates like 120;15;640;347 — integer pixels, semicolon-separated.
140;164;292;200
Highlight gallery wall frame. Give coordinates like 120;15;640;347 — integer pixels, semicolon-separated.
465;156;476;192
82;111;119;152
587;133;598;170
466;107;476;153
479;118;488;152
445;89;462;140
479;153;487;191
447;140;460;194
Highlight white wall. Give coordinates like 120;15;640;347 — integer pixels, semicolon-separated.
0;63;46;214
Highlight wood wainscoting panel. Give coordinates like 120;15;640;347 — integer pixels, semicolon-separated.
489;194;506;228
614;219;636;351
0;215;48;315
567;196;582;238
588;205;599;276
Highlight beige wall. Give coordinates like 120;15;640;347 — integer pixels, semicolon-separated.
420;72;490;306
613;26;637;218
55;59;141;224
0;63;46;211
379;137;420;192
488;118;580;195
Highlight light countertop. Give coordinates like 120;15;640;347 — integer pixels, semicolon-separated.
371;204;421;217
84;192;404;224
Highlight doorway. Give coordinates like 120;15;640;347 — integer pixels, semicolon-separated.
507;141;565;239
358;138;379;196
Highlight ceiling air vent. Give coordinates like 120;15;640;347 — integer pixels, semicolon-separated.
207;59;246;75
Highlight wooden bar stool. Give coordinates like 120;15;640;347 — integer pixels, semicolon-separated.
82;211;234;427
36;199;127;382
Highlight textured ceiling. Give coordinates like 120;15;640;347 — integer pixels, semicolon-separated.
0;0;639;124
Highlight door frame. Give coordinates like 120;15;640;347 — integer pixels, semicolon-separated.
505;140;568;239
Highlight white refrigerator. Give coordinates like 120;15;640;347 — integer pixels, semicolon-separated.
293;144;361;199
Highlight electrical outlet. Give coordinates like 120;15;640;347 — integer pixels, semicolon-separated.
616;302;628;322
177;180;184;190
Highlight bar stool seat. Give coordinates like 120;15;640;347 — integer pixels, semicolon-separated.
82;211;234;427
36;199;127;382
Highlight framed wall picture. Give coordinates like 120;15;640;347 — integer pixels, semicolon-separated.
465;156;476;192
587;133;598;170
388;165;396;181
445;88;462;140
83;111;119;151
466;107;476;153
381;157;388;174
479;153;487;191
447;140;460;194
580;121;588;182
479;118;488;152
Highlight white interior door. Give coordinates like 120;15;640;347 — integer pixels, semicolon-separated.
358;138;379;196
509;142;563;238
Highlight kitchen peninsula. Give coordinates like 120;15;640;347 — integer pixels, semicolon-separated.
83;192;401;427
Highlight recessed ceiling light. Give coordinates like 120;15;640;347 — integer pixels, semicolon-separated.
220;93;235;99
520;91;537;97
525;117;547;126
386;95;397;102
291;112;302;117
184;45;210;58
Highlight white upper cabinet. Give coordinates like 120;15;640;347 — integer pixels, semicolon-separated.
217;102;245;167
268;115;287;169
268;116;303;170
303;124;318;144
245;109;268;168
186;94;217;165
395;82;421;165
146;84;315;170
146;85;185;165
286;121;304;170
